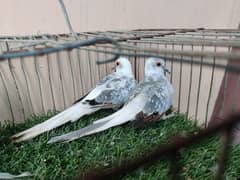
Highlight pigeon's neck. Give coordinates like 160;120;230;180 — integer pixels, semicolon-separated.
144;74;167;82
115;71;134;78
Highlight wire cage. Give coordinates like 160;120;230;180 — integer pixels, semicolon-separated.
0;28;240;179
0;29;239;125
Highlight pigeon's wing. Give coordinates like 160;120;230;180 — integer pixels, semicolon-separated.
71;74;115;105
129;80;173;126
72;73;115;104
74;74;136;108
94;76;136;105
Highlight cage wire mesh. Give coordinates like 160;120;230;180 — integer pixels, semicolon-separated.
0;28;240;179
0;29;239;126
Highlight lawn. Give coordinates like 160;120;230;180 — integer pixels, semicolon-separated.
0;110;239;179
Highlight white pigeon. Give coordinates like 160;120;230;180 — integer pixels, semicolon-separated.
48;57;174;144
12;57;136;142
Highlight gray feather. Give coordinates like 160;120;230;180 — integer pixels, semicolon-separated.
47;120;109;143
126;77;173;116
143;79;173;115
95;76;136;105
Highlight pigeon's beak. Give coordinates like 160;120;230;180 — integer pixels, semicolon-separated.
164;67;171;74
112;66;116;72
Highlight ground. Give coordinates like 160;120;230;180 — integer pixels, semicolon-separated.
0;110;239;179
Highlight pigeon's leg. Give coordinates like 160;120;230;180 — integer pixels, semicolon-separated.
131;109;177;128
161;106;178;120
130;112;163;128
143;113;163;122
161;113;176;120
165;106;178;115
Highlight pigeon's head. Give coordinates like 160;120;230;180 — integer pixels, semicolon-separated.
114;57;134;77
144;57;169;81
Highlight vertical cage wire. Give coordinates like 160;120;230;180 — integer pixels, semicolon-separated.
205;35;217;127
194;39;204;123
46;53;56;111
5;42;26;120
177;44;183;113
56;51;67;109
186;43;194;119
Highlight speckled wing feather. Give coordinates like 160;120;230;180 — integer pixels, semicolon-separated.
142;79;173;115
95;76;136;105
126;78;173;116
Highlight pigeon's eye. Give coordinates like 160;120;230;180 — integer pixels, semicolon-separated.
116;62;120;66
156;62;161;67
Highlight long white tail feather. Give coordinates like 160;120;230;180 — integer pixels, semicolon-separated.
92;110;119;124
92;118;110;124
89;103;115;109
47;114;116;143
0;172;32;179
12;103;99;142
47;97;143;143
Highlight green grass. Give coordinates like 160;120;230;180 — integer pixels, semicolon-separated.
0;110;240;180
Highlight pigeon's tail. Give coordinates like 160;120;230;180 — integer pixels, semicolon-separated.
47;113;117;144
12;103;98;142
48;101;141;144
0;172;32;179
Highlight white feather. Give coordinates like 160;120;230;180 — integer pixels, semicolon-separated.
0;172;32;179
47;94;145;143
12;103;99;142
